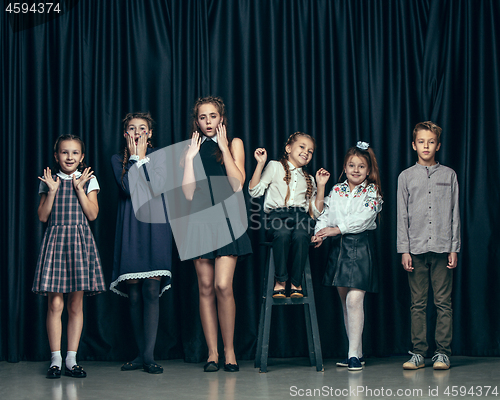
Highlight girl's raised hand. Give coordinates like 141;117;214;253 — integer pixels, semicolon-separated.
136;133;148;159
216;124;229;153
38;167;60;193
254;148;267;164
72;167;94;192
186;131;201;161
125;132;137;156
316;168;330;186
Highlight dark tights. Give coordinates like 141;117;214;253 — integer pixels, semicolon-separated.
127;279;160;365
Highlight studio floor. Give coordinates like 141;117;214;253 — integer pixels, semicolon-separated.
0;356;499;400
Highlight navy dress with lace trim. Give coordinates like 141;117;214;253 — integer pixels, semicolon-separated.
110;148;172;297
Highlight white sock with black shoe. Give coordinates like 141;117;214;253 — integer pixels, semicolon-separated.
50;351;62;369
66;351;77;370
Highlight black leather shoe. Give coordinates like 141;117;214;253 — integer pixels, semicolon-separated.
223;363;239;372
290;289;304;298
143;363;163;374
65;365;87;378
272;289;286;298
121;361;143;371
203;361;219;372
46;365;61;379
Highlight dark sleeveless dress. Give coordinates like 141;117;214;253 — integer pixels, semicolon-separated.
185;139;252;260
33;177;106;295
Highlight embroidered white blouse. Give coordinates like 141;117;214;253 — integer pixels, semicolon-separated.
38;171;100;194
314;180;382;235
248;160;321;218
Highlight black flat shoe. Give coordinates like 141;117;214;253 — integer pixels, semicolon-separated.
65;365;87;378
46;366;61;379
272;289;286;298
290;289;304;298
223;363;239;372
203;361;219;372
121;361;143;371
143;363;163;374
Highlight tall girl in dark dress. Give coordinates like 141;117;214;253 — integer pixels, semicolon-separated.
110;112;172;374
182;96;251;372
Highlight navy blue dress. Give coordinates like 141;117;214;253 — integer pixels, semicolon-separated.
110;148;172;297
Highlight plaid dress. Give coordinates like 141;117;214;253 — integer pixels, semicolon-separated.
32;176;106;295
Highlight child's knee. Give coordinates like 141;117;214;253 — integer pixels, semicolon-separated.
48;295;64;313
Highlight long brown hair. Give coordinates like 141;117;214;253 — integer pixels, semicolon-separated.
190;96;232;164
340;145;383;197
53;134;87;173
279;132;315;211
120;112;154;187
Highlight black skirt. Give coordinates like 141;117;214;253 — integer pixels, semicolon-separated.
322;230;378;293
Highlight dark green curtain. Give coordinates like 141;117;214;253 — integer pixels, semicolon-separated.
2;0;499;363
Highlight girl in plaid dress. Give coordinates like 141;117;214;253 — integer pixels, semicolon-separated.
33;135;106;379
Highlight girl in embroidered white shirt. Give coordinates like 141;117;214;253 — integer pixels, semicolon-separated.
311;142;383;371
249;132;330;298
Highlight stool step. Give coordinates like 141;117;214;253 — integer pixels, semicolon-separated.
255;243;324;372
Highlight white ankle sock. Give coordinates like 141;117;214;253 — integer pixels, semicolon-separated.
50;351;62;368
66;351;77;370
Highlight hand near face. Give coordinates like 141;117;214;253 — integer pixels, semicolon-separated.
38;167;60;193
125;132;137;156
254;148;267;164
136;133;148;159
216;124;230;154
72;167;94;192
316;168;330;186
186;131;201;161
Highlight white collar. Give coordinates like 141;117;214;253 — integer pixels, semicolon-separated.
57;170;81;180
287;160;303;173
201;135;218;144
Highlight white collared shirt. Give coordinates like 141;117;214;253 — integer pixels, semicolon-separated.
201;135;218;144
248;160;321;218
38;170;100;194
314;180;382;235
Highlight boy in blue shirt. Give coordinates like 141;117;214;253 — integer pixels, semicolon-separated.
397;121;460;370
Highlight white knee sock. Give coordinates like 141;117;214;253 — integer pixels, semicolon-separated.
66;351;77;370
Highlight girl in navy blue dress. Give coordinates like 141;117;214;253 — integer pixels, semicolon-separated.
110;112;172;374
182;96;251;372
34;134;106;379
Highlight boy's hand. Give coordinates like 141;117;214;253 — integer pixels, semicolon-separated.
402;253;413;271
447;252;458;269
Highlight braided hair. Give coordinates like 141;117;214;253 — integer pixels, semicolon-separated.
120;112;154;187
279;132;316;211
53;134;87;173
190;96;233;164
